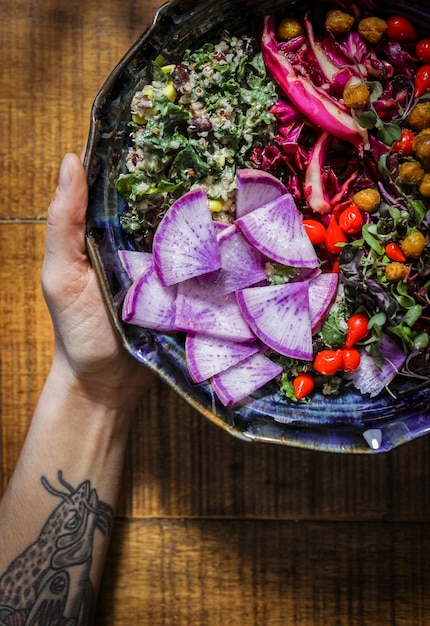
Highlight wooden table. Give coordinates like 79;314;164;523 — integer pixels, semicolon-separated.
1;1;430;624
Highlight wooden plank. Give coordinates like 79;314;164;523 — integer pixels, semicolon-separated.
95;518;430;625
120;386;430;521
0;223;53;487
0;0;162;219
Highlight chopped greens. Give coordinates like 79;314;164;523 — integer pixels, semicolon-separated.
117;33;278;235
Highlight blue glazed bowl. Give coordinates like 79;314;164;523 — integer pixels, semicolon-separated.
85;0;430;453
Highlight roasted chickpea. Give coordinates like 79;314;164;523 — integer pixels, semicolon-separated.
353;188;381;213
419;173;430;197
277;17;303;40
325;9;355;37
401;231;426;259
398;160;425;185
358;17;387;44
343;81;370;109
408;102;430;130
413;129;430;171
385;262;408;282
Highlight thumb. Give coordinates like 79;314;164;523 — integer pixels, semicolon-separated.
45;153;88;266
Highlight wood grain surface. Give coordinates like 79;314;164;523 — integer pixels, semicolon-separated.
1;1;430;624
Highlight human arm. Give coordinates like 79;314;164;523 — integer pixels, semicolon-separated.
0;153;152;621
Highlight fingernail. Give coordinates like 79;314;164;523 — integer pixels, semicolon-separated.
58;154;73;192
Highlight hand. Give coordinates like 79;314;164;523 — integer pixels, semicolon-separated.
42;153;153;413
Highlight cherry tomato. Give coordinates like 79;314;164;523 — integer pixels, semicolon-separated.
386;15;417;41
293;373;315;399
415;64;430;98
326;215;348;254
391;129;415;156
303;219;327;245
385;242;406;262
340;348;361;373
338;204;363;235
416;39;430;63
345;313;369;349
313;349;343;376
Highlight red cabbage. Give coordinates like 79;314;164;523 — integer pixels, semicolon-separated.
261;16;369;151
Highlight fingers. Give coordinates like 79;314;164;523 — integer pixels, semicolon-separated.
45;153;88;267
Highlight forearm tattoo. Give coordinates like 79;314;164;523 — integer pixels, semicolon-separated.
0;471;113;625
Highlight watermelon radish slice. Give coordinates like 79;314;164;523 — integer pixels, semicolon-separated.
185;334;260;383
346;333;406;397
211;351;283;406
236;282;313;360
122;265;178;332
175;278;255;343
235;168;287;218
152;188;222;286
235;194;319;269
208;225;267;297
118;249;153;282
308;272;339;333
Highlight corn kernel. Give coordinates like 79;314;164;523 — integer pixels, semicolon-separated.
215;154;226;168
163;82;177;102
132;113;147;125
208;200;223;213
142;85;154;99
161;64;176;74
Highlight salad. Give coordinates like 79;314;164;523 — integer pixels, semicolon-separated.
116;0;430;407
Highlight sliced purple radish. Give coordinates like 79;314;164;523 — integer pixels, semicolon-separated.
207;225;267;297
175;278;255;343
185;334;260;383
237;282;313;360
122;265;178;332
346;333;407;397
118;249;153;282
211;351;283;406
235;194;318;269
308;272;339;334
235;168;287;218
213;220;230;232
152;188;222;286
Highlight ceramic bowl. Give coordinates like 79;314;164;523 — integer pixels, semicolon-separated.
85;0;430;453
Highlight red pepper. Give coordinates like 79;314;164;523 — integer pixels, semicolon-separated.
293;373;315;399
313;349;343;376
415;65;430;98
391;129;415;157
338;204;363;235
303;219;327;245
385;242;406;262
340;348;361;373
416;39;430;63
345;313;369;349
331;258;340;274
326;215;348;255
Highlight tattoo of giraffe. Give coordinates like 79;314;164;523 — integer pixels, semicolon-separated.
0;471;113;626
